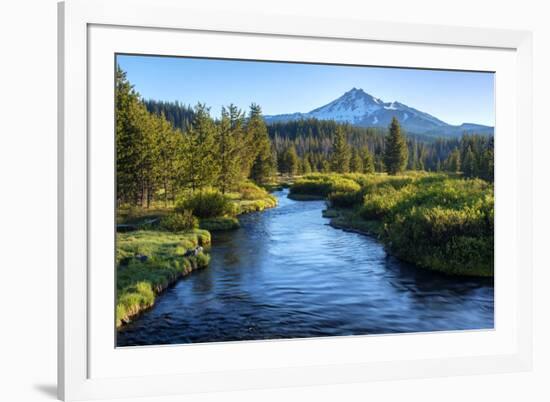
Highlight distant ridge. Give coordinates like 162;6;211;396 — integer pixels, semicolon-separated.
264;88;493;137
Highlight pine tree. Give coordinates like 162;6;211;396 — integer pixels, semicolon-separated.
375;154;385;173
270;147;279;177
248;104;274;184
115;66;163;207
284;145;299;176
446;149;461;173
302;157;312;174
139;109;160;208
143;99;195;132
363;147;375;174
116;66;140;205
408;138;418;170
238;104;259;177
462;146;476;178
416;144;425;171
482;137;494;182
215;107;242;193
384;117;408;175
180;103;219;191
155;112;182;205
350;148;363;172
330;127;351;173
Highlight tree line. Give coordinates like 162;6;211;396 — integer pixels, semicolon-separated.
144;99;195;132
269;117;493;180
116;67;275;207
147;99;494;180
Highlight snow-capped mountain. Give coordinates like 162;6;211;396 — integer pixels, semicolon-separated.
264;88;493;137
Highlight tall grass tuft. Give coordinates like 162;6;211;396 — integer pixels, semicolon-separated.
177;188;236;218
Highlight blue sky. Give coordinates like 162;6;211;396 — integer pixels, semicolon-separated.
117;55;495;126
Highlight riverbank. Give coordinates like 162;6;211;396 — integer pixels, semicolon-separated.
291;172;494;277
117;182;278;233
116;229;211;327
288;193;325;201
116;182;279;328
322;207;383;237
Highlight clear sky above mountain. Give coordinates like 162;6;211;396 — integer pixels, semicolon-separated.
117;54;495;126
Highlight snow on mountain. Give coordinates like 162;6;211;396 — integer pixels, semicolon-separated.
264;88;493;137
306;88;383;124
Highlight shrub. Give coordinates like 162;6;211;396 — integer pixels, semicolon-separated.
200;216;240;231
290;174;360;198
330;178;361;193
238;182;269;200
385;205;493;276
290;178;333;197
236;195;277;214
376;177;494;276
159;209;198;232
360;185;409;219
328;190;362;208
177;188;236;218
195;252;210;268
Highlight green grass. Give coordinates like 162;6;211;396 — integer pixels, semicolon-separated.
228;182;278;215
290;173;361;198
291;172;494;277
116;229;211;327
117;203;172;225
199;216;240;231
234;196;277;214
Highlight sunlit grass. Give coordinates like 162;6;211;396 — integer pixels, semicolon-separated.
116;229;211;327
200;216;240;231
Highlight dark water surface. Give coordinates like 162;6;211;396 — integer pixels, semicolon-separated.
117;189;494;346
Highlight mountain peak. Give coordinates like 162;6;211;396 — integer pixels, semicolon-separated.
264;88;494;137
342;88;383;104
343;87;369;97
346;87;361;93
307;88;384;122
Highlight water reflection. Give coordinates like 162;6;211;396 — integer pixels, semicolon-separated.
117;189;494;346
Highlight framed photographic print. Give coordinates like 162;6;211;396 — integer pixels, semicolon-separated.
58;0;533;400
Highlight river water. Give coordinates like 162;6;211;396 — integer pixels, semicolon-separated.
117;188;494;346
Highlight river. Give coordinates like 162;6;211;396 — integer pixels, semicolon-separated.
117;188;494;346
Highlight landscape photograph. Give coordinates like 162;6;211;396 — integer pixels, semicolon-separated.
114;55;495;347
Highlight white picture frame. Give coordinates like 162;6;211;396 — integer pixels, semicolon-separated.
58;0;533;400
